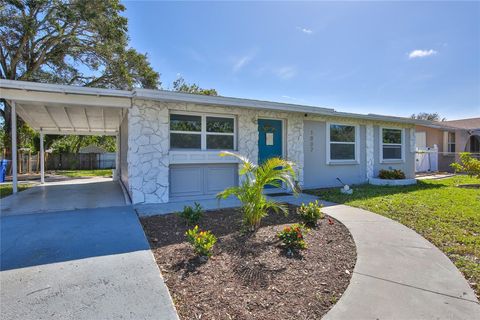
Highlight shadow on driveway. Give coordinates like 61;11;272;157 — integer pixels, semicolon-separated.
0;206;147;271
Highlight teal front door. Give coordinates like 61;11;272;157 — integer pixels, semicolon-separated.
258;119;283;164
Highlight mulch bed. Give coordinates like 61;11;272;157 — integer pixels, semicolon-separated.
141;205;356;320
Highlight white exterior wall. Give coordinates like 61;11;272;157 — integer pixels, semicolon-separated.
127;99;304;204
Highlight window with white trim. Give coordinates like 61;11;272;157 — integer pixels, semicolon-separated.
447;132;455;153
381;128;403;160
169;113;235;150
328;124;357;161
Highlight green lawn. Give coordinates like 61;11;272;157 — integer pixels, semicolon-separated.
305;175;480;297
54;169;113;178
0;183;34;198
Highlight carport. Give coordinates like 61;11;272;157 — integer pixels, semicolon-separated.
0;79;131;193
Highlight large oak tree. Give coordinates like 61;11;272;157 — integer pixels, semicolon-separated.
0;0;160;145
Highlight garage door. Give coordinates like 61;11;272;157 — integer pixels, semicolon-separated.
170;164;238;200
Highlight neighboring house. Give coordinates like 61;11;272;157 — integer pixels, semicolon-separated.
415;118;480;172
2;80;418;204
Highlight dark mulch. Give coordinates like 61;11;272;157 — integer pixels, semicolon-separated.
141;205;356;320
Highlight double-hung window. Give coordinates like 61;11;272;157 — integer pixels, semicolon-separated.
447;132;456;153
381;128;403;161
169;113;236;150
327;123;358;162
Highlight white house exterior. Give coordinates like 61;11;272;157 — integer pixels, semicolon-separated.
1;80;418;204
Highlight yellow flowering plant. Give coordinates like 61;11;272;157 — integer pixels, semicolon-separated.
185;225;217;257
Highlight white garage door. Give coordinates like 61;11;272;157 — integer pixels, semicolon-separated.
170;164;238;200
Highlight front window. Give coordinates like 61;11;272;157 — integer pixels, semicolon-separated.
170;113;236;150
381;128;403;160
448;132;456;153
206;117;235;150
328;124;357;161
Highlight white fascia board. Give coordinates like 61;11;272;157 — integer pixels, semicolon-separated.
134;89;419;125
0;79;131;98
134;88;335;114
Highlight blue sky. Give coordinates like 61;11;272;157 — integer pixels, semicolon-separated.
123;1;480;120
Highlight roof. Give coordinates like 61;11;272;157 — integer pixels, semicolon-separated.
0;79;423;134
442;118;480;130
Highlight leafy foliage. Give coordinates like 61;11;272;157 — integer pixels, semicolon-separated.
277;224;307;251
173;77;218;96
185;225;217;257
0;0;159;89
450;152;480;179
297;200;324;227
410;112;445;121
216;151;299;230
378;169;406;180
178;202;203;226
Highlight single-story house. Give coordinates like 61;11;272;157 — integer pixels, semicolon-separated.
1;79;420;204
415;118;480;172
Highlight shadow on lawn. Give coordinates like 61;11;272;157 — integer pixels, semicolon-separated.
304;180;446;203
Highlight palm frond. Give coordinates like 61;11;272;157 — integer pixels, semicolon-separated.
216;186;241;199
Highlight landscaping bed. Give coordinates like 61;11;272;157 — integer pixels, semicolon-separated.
141;205;356;319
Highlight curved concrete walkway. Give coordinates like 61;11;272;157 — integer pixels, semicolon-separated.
320;203;480;320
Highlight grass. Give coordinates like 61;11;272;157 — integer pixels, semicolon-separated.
54;169;113;178
0;183;34;198
305;175;480;297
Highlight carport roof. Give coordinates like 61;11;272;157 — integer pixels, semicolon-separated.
1;79;425;133
1;80;130;136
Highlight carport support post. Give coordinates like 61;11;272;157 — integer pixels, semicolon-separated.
113;132;120;181
40;132;45;184
11;101;18;193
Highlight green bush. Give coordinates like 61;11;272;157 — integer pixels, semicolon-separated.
451;152;480;179
378;169;405;180
297;200;324;227
178;202;203;225
277;224;307;251
217;151;299;231
185;225;217;257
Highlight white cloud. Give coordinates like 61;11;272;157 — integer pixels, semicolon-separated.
232;54;254;72
274;66;297;80
297;26;313;34
408;49;438;59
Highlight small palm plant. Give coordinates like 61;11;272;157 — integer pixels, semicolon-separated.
216;151;299;231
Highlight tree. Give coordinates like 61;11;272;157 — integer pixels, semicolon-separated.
217;151;299;231
173;76;218;96
410;112;445;122
0;0;160;151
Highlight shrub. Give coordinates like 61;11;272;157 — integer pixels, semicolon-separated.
450;152;480;179
378;169;405;180
185;225;217;257
297;200;324;227
178;202;203;225
278;224;307;251
217;151;299;231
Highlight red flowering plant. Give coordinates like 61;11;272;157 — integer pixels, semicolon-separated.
277;224;307;251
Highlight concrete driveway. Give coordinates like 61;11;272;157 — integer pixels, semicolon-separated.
1;177;127;216
0;206;178;320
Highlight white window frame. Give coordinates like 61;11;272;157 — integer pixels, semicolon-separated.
447;132;456;153
380;127;404;163
326;122;360;164
169;111;237;151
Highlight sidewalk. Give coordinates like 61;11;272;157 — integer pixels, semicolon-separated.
320;204;479;320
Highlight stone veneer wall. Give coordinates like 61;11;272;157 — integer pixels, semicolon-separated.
127;99;304;204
